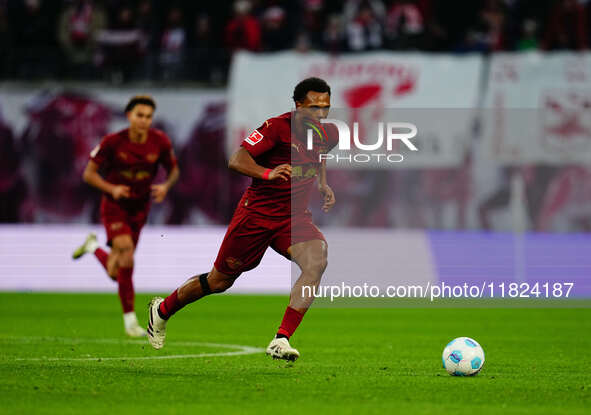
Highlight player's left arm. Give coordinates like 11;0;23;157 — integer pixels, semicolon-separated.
151;136;180;203
151;165;180;203
318;125;338;212
318;158;335;212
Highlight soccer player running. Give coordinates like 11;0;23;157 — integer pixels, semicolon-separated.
72;95;179;337
147;78;337;360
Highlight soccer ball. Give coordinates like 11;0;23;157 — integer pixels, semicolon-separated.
442;337;485;376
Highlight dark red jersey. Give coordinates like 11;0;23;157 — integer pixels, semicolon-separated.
90;128;177;201
240;112;337;217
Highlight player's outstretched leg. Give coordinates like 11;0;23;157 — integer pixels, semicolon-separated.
72;232;116;280
266;239;327;361
148;268;236;350
73;233;143;336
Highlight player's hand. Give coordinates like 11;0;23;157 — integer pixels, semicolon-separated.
268;164;292;181
319;184;335;212
151;184;169;203
111;185;131;200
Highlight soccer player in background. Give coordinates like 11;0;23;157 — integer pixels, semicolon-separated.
72;95;179;337
147;78;337;361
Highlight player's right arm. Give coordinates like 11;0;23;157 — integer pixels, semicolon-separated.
83;135;130;200
228;148;291;181
318;157;335;212
228;121;291;181
82;161;130;200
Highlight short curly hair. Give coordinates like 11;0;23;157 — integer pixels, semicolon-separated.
292;77;331;103
125;95;156;113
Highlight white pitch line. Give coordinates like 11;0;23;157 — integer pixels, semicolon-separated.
2;336;264;362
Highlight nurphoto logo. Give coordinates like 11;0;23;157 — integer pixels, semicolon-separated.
307;118;419;164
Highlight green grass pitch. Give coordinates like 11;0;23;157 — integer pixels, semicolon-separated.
1;293;590;414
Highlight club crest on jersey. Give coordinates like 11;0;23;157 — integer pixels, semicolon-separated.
146;153;158;163
245;130;264;146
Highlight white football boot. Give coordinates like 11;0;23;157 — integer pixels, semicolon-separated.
266;337;300;361
72;233;99;259
123;312;147;337
147;297;167;349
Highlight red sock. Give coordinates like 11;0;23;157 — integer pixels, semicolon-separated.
94;248;108;271
276;307;304;339
117;267;134;313
159;289;182;319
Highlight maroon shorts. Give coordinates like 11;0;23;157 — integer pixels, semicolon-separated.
100;196;150;247
213;206;325;276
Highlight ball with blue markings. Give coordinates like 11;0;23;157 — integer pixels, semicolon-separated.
442;337;485;376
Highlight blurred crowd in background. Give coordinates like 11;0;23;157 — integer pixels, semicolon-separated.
0;0;589;84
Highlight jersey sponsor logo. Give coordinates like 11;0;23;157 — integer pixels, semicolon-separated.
244;129;264;146
90;145;100;158
135;170;150;180
120;169;151;180
120;170;134;180
292;165;317;179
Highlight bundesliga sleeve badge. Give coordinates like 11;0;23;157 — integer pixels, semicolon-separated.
245;129;264;146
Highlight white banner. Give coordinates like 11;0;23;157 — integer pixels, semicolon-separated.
227;51;483;168
0;225;290;293
481;52;591;165
0;225;436;293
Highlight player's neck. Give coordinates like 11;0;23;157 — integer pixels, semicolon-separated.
128;128;148;144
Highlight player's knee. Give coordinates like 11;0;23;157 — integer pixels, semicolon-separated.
113;240;134;269
106;254;118;278
316;255;328;275
118;251;134;269
303;253;328;276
